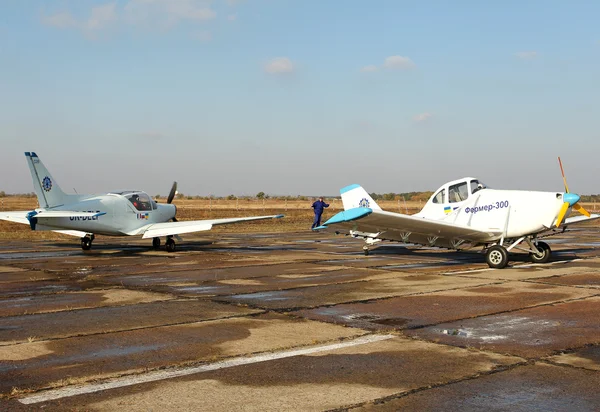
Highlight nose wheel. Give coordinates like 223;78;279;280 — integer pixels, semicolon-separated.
529;241;551;263
165;237;176;253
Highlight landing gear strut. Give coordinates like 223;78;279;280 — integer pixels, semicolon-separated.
165;236;176;253
81;234;95;251
152;237;161;249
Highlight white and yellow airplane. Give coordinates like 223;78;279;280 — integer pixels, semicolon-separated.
317;159;599;268
0;152;283;252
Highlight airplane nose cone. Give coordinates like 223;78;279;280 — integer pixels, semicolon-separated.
563;193;580;206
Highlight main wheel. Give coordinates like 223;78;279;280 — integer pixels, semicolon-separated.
165;238;176;253
363;246;370;256
485;245;508;269
81;237;92;251
152;237;161;249
530;241;551;264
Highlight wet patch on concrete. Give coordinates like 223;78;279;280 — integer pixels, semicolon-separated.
0;300;261;344
406;297;600;358
0;280;86;298
161;269;395;297
356;363;600;411
100;262;347;288
0;289;171;317
296;281;595;330
218;275;492;310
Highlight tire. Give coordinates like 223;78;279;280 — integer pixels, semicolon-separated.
529;241;551;264
152;237;161;249
166;238;176;253
81;238;92;251
485;245;508;269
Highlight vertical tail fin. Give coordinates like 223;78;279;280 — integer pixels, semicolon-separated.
25;152;69;209
340;184;382;211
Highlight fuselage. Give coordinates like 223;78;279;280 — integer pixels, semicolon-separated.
417;177;568;239
34;191;176;236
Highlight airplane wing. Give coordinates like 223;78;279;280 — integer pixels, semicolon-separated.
0;210;106;225
319;208;502;244
135;214;284;239
564;213;600;225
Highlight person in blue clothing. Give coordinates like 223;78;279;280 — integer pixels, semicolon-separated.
311;197;330;229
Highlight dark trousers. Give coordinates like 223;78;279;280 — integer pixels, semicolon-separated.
311;212;323;229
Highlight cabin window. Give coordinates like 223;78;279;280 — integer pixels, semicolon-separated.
470;180;486;194
127;193;152;211
449;182;468;203
432;189;445;204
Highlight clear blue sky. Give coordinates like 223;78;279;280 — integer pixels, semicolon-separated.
1;0;599;196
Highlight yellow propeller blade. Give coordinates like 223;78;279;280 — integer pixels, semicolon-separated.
558;157;570;193
556;202;570;227
573;203;591;217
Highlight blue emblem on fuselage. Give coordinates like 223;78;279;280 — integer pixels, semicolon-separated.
42;176;52;192
358;198;370;208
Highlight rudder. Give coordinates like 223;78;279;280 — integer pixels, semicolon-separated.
25;152;69;209
340;184;382;211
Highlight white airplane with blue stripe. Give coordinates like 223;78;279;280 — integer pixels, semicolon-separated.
0;152;283;252
317;159;600;268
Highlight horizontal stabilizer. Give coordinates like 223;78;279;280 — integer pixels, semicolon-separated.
0;210;105;226
35;211;106;219
0;211;31;225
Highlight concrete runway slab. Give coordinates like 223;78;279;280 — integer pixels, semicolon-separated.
100;262;350;287
217;275;494;310
0;313;361;395
0;300;261;344
296;281;597;330
25;336;522;411
354;363;600;411
406;297;600;358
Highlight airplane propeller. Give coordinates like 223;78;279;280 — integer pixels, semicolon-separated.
555;157;590;227
161;181;178;222
167;181;178;204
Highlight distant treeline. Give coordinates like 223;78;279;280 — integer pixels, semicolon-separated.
4;191;600;203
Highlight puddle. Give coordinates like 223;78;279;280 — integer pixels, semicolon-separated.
174;286;225;293
229;291;289;301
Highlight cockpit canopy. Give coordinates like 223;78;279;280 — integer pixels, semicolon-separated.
110;190;157;211
431;178;489;204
